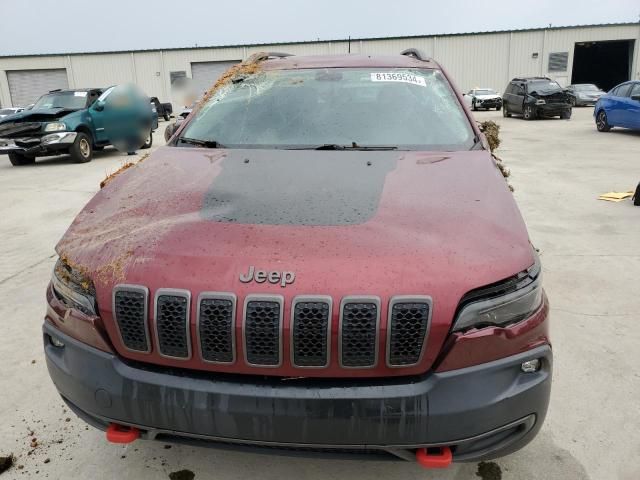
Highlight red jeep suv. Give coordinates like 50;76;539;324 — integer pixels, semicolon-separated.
44;50;551;467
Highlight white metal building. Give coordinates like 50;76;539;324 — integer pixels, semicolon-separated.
1;22;639;108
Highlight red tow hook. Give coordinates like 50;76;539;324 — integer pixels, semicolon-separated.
415;446;453;468
106;423;140;444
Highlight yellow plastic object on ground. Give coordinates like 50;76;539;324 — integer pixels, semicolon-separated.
597;191;634;202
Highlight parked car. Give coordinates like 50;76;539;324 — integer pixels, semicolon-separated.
464;88;502;110
0;86;158;166
44;50;550;467
566;84;605;106
594;80;640;132
150;97;173;121
502;77;572;120
0;107;25;119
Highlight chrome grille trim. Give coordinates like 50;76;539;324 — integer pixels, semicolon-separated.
290;295;332;369
153;288;192;361
338;295;381;369
242;294;284;368
196;292;237;365
385;295;432;368
112;284;151;354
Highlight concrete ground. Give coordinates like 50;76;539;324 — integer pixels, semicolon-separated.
0;109;638;480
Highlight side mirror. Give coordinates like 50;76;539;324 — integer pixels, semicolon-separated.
631;94;640;102
93;101;105;112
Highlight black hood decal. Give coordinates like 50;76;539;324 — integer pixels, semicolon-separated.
201;150;397;226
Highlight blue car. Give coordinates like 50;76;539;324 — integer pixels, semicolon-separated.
594;80;640;132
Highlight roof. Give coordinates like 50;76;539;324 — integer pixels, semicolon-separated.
261;54;437;70
0;22;637;59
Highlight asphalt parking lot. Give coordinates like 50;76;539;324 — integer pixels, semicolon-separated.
0;109;638;480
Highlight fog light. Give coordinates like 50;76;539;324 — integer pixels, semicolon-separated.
521;359;540;373
50;336;65;348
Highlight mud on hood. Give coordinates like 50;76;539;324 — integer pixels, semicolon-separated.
58;146;534;324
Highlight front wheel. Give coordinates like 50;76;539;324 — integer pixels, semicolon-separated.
523;105;535;120
141;131;153;149
570;97;576;107
496;105;502;111
472;102;477;111
8;152;36;166
69;132;93;163
163;113;170;121
596;110;611;132
502;106;511;117
560;109;572;120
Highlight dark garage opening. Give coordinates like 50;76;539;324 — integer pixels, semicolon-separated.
571;40;635;92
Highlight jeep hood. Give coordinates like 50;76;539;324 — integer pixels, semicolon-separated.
57;147;534;363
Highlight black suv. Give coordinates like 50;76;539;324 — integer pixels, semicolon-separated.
503;77;571;120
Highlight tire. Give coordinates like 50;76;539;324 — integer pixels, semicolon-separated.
141;131;153;149
496;105;502;111
472;101;477;111
523;105;535;120
570;97;576;107
163;113;170;121
560;109;572;120
8;152;35;166
69;132;93;163
596;110;611;132
503;106;511;117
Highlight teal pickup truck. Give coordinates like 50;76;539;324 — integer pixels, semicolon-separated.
0;85;158;166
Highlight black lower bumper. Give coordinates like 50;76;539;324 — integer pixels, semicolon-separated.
537;104;571;117
44;323;552;462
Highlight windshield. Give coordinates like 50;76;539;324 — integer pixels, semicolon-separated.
181;68;475;150
527;80;562;94
574;84;598;91
475;89;497;95
32;91;88;110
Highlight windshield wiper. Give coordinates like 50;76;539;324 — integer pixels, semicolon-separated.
288;143;398;151
179;137;224;148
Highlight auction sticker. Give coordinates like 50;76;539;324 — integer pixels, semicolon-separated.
371;72;426;87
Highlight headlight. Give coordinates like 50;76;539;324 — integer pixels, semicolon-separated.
44;122;66;132
51;258;97;315
452;258;543;332
535;99;546;105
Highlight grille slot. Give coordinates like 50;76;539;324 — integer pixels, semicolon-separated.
154;289;191;359
113;285;150;352
291;296;332;368
339;297;380;368
243;295;283;367
387;297;431;367
197;293;236;364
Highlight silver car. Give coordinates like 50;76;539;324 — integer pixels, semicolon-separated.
566;84;605;107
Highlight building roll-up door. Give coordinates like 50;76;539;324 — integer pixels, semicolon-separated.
190;61;239;98
7;69;69;107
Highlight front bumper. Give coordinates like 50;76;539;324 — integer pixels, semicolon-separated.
536;103;571;117
44;322;552;462
0;132;76;155
476;99;502;108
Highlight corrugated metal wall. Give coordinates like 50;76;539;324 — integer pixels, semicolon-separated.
1;24;639;107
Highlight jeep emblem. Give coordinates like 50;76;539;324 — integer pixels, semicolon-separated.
239;266;295;288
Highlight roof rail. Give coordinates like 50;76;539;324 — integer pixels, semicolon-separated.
400;48;431;62
252;52;294;62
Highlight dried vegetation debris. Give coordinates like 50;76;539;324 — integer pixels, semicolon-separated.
479;120;513;192
100;153;150;189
